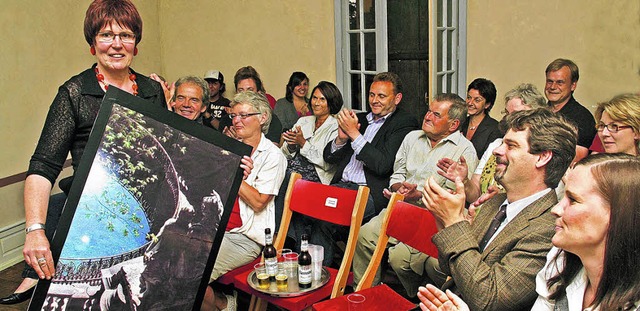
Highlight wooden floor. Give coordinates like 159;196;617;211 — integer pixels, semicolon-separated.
0;262;31;310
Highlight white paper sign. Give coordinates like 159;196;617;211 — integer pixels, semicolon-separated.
325;197;338;208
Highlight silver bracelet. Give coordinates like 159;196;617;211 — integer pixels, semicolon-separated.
25;223;46;234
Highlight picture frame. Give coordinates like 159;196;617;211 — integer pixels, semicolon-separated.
29;87;251;310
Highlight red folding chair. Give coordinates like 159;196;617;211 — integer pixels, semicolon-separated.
357;192;439;291
233;172;370;311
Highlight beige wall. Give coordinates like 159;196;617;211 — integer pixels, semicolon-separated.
0;0;161;179
467;0;640;119
0;1;160;198
157;1;336;99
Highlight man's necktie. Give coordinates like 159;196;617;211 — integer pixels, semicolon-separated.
478;204;507;251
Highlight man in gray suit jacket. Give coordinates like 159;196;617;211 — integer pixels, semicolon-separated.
421;108;577;311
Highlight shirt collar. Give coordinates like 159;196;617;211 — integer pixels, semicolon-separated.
420;130;465;147
366;110;395;124
254;133;271;154
500;188;552;223
80;64;105;96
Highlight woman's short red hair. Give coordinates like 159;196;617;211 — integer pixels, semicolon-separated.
84;0;142;46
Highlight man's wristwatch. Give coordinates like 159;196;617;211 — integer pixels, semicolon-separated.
25;223;46;234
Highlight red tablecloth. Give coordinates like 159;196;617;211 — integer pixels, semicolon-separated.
312;284;416;311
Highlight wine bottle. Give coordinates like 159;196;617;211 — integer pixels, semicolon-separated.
298;233;312;289
264;228;277;281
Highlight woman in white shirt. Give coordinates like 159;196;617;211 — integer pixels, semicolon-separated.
418;153;640;311
281;81;344;184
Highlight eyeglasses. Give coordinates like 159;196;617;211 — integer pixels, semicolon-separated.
96;31;136;44
596;122;632;133
229;112;261;120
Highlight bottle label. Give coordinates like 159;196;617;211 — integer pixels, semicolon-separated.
265;257;277;277
298;265;312;284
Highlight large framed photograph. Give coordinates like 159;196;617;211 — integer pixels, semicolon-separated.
29;88;251;310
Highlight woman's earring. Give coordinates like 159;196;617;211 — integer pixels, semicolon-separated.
90;46;96;55
134;47;138;56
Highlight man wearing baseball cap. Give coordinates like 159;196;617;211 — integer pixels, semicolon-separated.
203;69;231;130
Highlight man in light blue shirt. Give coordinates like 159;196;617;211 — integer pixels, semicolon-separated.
311;72;419;266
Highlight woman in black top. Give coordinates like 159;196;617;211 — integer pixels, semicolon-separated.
0;0;165;305
462;78;502;159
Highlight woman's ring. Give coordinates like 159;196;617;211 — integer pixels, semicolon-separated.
37;257;46;264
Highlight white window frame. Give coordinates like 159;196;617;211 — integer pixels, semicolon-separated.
335;0;467;106
429;0;467;99
334;0;388;110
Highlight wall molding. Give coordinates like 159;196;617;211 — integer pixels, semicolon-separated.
0;221;26;271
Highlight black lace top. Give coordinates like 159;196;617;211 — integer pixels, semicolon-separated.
27;64;166;189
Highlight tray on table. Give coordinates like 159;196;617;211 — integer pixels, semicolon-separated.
247;267;330;297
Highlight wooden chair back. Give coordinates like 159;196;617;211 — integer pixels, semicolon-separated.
356;193;438;291
277;172;370;298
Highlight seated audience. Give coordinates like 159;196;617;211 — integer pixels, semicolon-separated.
462;78;502;159
420;109;577;310
202;91;287;311
594;93;640;156
312;72;419;266
418;153;640;311
353;93;478;295
437;83;547;203
219;66;283;143
274;71;311;131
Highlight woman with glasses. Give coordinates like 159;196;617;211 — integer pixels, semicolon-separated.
418;153;640;311
594;93;640;156
0;0;166;305
203;91;287;311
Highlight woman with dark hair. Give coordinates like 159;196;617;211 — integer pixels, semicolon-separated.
281;81;343;184
463;78;502;158
274;72;311;131
277;81;343;251
418;153;640;311
0;0;166;305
